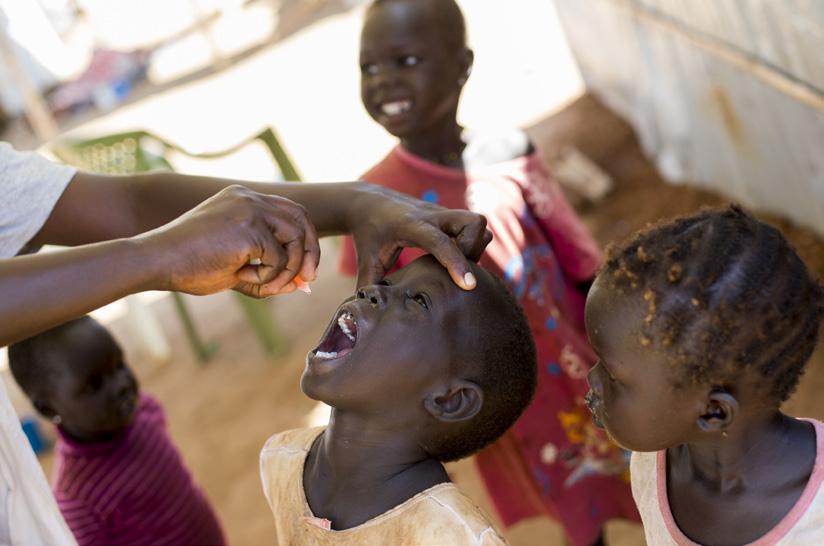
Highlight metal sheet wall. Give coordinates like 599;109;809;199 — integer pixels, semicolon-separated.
554;0;824;236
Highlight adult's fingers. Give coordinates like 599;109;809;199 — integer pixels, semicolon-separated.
236;234;288;286
299;218;321;283
253;196;313;291
355;242;389;288
438;211;491;262
414;228;478;290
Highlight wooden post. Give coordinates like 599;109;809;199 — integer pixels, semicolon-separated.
0;23;58;142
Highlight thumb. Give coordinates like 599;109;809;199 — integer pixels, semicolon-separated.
356;250;386;288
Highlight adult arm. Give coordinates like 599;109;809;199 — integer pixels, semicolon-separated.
1;185;318;346
3;174;489;346
31;171;490;288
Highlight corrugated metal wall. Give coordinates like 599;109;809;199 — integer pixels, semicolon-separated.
553;0;824;236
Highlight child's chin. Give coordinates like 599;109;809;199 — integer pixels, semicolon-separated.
300;372;332;403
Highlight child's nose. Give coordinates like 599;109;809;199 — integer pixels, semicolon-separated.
357;285;387;306
369;65;399;89
587;362;603;393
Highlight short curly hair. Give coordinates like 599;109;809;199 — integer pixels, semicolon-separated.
425;268;537;462
8;316;97;401
602;205;823;402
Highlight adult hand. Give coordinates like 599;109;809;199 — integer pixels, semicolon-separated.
348;186;492;290
140;185;320;297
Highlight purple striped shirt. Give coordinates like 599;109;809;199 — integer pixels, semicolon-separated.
53;393;226;546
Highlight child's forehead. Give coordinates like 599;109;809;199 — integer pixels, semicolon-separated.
390;257;453;288
364;0;460;42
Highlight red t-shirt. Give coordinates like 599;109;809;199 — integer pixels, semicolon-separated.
340;145;600;288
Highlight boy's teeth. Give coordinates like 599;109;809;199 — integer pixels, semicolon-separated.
315;350;338;359
381;100;411;116
337;312;356;342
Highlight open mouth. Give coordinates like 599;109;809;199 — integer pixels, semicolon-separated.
312;310;359;361
380;99;412;117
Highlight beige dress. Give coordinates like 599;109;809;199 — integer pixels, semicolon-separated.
259;427;507;545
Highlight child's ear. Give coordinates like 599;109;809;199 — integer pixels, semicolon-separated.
696;389;738;435
458;48;474;86
424;380;483;423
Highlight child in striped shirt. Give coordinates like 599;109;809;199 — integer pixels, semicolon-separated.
8;315;225;546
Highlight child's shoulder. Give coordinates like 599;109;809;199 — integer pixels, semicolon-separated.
261;426;325;455
398;483;506;545
259;427;325;513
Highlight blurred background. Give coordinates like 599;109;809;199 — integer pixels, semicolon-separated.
1;1;821;544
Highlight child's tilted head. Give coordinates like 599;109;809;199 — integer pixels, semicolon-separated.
9;316;139;442
584;206;823;451
359;0;473;140
302;256;536;462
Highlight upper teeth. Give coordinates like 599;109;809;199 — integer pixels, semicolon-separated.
338;311;356;342
381;100;411;116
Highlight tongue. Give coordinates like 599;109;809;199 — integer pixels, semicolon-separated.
317;323;355;354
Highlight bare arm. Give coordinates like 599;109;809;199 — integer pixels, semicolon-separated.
31;172;490;287
1;185;319;347
30;172;358;245
0;238;158;347
3;172;489;347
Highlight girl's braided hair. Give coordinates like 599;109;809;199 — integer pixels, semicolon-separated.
603;205;823;401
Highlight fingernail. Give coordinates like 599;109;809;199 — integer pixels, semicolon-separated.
463;272;476;289
293;277;312;295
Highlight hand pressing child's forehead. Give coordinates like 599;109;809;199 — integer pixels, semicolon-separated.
302;256;497;411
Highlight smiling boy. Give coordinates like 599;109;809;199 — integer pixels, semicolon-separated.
259;256;537;545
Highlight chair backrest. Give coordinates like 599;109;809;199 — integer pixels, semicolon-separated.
52;131;174;174
52;128;303;181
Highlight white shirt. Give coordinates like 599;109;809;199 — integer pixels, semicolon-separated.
631;419;824;546
0;142;77;545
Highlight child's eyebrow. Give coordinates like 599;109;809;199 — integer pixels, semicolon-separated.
430;277;452;301
366;43;424;56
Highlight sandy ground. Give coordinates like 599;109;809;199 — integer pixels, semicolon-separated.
6;1;821;545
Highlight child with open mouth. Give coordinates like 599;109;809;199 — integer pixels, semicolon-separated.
259;256;537;545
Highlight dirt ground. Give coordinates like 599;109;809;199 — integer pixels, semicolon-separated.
35;94;823;546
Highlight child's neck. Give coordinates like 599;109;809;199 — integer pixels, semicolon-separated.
668;411;816;544
303;409;448;530
59;423;127;445
401;120;465;168
684;412;797;486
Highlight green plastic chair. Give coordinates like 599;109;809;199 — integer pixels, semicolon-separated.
52;128;303;361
